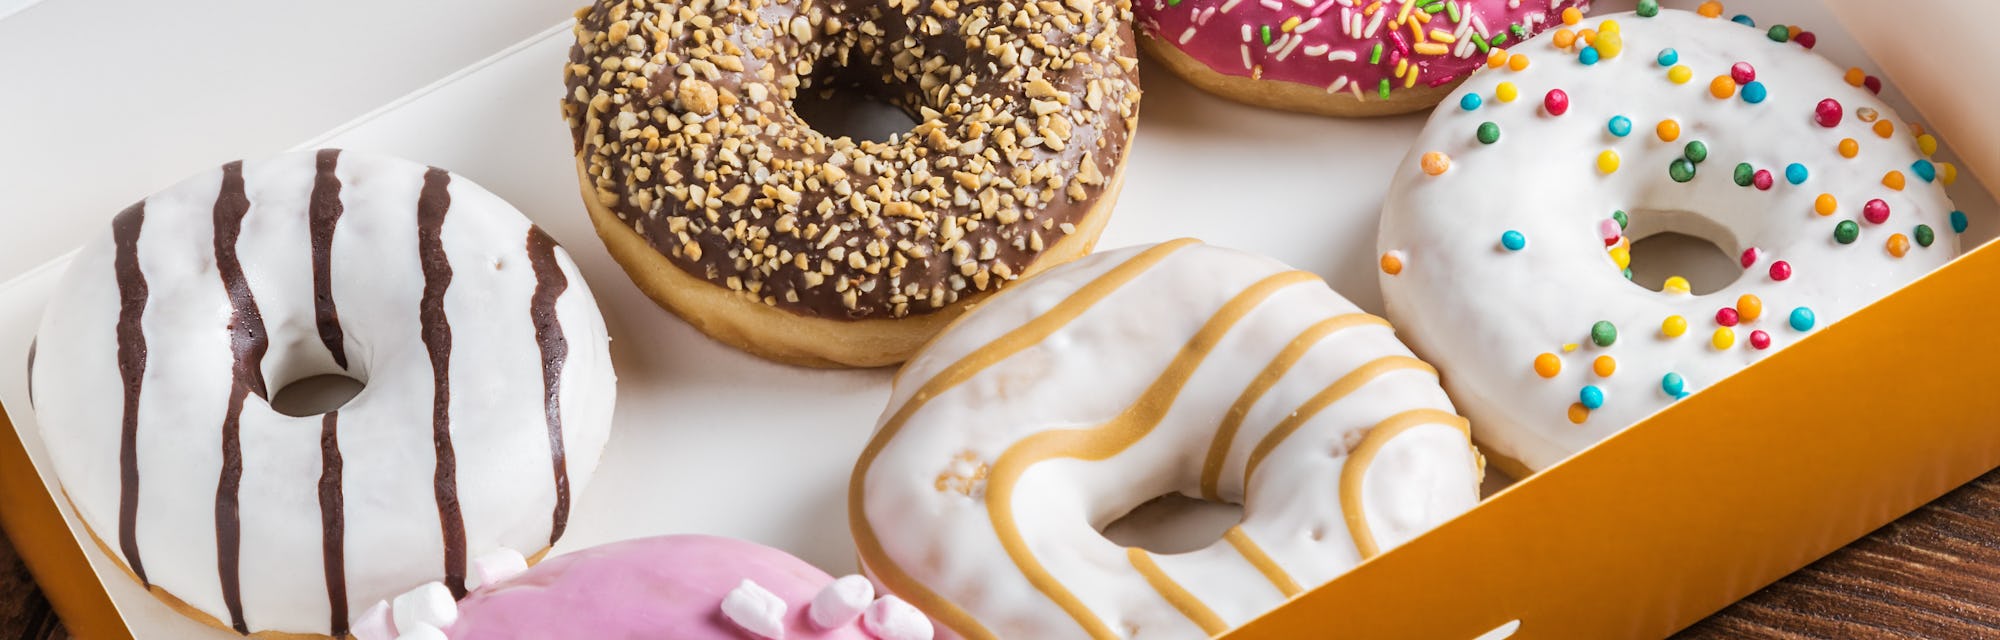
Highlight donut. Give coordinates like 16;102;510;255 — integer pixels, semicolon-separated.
343;536;933;640
1377;7;1965;475
29;149;617;637
1135;0;1590;116
852;240;1483;638
562;0;1144;368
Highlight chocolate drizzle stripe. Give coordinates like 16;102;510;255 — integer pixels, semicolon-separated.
416;167;468;598
212;160;264;634
309;149;349;369
525;227;571;545
318;412;347;636
111;201;149;586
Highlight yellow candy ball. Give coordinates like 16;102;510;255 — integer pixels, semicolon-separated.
1663;315;1688;337
1668;65;1693;84
1609;245;1631;269
1663;276;1691;295
1712;327;1735;350
1597;150;1621;174
1496;82;1519;102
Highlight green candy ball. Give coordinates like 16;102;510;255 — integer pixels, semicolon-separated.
1835;220;1860;244
1670;158;1697;183
1477;121;1501;145
1591;320;1618;347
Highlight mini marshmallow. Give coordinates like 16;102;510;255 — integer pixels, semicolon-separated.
721;579;788;639
464;547;530;592
395;621;448;640
862;595;934;640
348;599;397;640
392;582;459;634
808;575;874;629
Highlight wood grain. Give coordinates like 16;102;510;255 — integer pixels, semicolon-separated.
2;468;1998;638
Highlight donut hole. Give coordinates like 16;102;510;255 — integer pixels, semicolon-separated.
792;76;921;144
1620;209;1744;296
1098;493;1245;555
269;374;365;417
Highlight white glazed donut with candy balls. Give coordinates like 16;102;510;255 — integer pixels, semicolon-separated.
1377;4;1965;475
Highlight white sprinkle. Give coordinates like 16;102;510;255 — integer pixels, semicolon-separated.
1348;80;1364;100
1304;43;1330;56
1276;36;1304;60
1292;0;1313;6
1311;0;1339;16
1364;8;1386;37
722;580;789;639
1266;34;1288;54
1259;0;1284;10
1327;49;1358;62
1473;14;1490;38
1179;26;1198;44
1220;0;1244;12
1240;44;1253;70
1328;76;1349;93
1297;17;1322;32
1197;7;1216;25
809;575;875;629
1240;23;1253;42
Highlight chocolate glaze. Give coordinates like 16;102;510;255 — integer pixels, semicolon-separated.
111;201;149;587
416;167;469;599
310;149;350;370
212;160;264;634
563;0;1142;321
525;227;571;546
318;412;347;637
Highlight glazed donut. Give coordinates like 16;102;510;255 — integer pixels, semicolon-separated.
1136;0;1589;116
563;0;1143;368
852;240;1482;638
30;149;616;637
348;536;933;640
1377;7;1964;474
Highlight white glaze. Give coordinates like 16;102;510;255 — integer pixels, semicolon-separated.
1378;9;1960;472
31;149;616;635
855;241;1482;638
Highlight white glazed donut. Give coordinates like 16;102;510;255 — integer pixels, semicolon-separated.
851;240;1482;639
1377;8;1963;474
30;149;617;637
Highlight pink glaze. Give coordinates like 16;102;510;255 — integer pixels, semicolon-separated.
1138;0;1589;99
446;535;874;640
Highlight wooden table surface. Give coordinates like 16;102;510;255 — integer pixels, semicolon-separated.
2;469;1997;639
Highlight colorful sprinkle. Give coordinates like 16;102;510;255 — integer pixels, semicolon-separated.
1421;151;1450;176
1680;141;1712;164
1534;352;1561;378
1591;320;1617;347
1952;210;1969;234
1554;29;1578;49
1838;138;1859;158
1638;0;1660;17
1657;119;1681;142
1749;330;1771;350
1789;307;1816;331
1657;48;1678;66
1844;67;1865;86
1741;81;1767;103
1731;14;1755;27
1862;198;1889;224
1376;252;1408;276
1663;277;1691;296
1568;403;1589;424
1496;82;1519;102
1477;122;1501;145
1608;244;1631;269
1815;98;1842;127
1739;247;1758;268
1882;170;1905;191
1661;372;1686;398
1942;162;1959;185
1766;25;1789;42
1562;6;1582;25
1669;158;1696;183
1501;229;1527;251
1712;327;1735;350
1733;162;1754;186
1579;385;1605;410
1834;220;1860;244
1460;93;1482;111
1770;260;1792;281
1785;163;1807;184
1663;314;1688;336
1545;89;1569;115
1592;355;1616;378
1709;75;1736;99
1873;119;1894;138
1912;160;1936;183
1737;294;1763;322
1593;31;1623;58
1730;62;1756;84
1508;53;1530;71
1579;46;1600;65
1814;193;1836;216
1916;224;1935;248
1716;307;1739;327
1599;218;1622;243
1597;150;1620;174
1918;134;1939;156
1752;169;1774;190
1613;210;1629;229
1608;115;1632;137
1668;64;1693;84
1887;233;1910;258
1697;1;1723;18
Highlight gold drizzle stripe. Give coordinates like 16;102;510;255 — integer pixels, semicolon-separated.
1240;356;1438;491
1223;527;1303;597
848;239;1199;640
1199;314;1391;501
985;269;1321;638
1339;409;1471;559
1127;548;1230;636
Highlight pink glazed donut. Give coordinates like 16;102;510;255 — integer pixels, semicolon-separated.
1137;0;1591;115
347;535;933;640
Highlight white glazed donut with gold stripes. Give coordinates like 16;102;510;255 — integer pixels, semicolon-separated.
850;239;1482;639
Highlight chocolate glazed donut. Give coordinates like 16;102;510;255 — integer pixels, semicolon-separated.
563;0;1142;368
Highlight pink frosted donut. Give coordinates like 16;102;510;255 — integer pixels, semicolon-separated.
347;535;933;640
1137;0;1591;115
